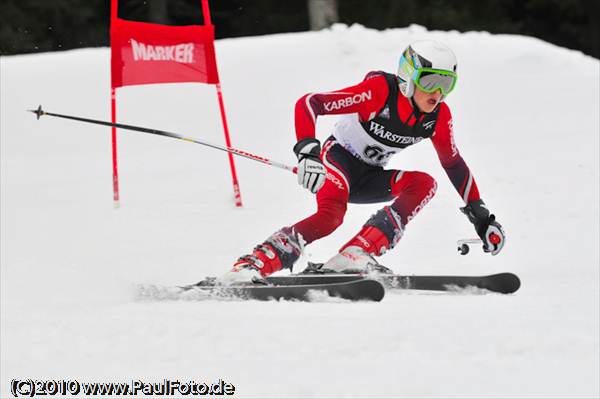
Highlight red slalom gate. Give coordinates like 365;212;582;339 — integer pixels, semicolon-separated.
110;0;242;207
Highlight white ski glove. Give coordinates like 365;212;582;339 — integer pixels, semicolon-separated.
293;138;326;194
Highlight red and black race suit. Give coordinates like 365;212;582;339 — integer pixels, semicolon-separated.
291;71;481;245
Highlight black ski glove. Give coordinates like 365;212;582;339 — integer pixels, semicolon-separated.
293;138;326;194
461;199;506;255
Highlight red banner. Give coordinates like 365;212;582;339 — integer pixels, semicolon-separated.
110;18;219;88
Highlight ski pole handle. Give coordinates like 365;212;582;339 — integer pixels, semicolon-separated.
457;232;501;255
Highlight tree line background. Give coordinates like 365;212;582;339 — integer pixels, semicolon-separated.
1;0;598;59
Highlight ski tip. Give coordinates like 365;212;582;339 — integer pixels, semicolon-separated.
491;272;521;294
507;273;521;293
364;279;386;302
27;105;44;120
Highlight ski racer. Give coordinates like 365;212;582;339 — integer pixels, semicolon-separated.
225;40;506;281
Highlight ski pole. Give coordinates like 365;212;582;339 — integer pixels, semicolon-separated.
28;105;298;175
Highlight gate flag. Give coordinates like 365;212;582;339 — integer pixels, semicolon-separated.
110;18;218;87
110;0;242;207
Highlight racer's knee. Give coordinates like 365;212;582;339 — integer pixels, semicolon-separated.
392;171;437;198
391;171;437;225
415;172;437;198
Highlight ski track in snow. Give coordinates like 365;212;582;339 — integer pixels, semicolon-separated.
2;24;599;397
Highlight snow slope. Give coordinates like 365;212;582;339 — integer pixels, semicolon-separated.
1;24;599;397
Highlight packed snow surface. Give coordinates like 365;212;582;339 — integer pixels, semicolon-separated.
2;24;599;397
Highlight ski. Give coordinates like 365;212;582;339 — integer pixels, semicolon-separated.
264;265;521;294
180;278;385;302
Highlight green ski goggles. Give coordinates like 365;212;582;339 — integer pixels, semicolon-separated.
399;55;458;95
413;68;457;95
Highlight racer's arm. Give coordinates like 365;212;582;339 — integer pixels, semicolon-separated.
294;73;389;141
431;103;505;255
291;73;387;194
430;103;480;204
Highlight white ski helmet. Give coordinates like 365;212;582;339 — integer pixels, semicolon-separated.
397;40;458;98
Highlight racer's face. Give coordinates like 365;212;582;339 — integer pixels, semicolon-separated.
413;87;443;113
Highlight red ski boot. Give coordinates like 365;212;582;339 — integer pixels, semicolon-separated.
324;206;403;273
223;227;303;283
